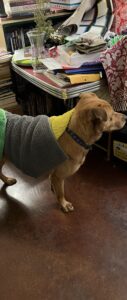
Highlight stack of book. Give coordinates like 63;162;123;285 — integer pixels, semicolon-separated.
4;0;37;18
42;61;104;87
0;49;17;109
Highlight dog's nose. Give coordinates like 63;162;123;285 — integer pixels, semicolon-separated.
122;114;127;123
124;115;127;121
121;114;127;126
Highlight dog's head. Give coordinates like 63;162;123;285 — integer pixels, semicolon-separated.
74;93;126;144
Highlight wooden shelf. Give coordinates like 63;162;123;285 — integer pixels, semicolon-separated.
0;17;34;25
0;11;71;25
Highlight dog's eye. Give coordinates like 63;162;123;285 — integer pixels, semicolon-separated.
110;117;112;121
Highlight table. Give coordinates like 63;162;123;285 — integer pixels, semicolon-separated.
11;62;106;115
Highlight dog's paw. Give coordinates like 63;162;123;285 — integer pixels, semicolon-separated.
61;200;74;213
5;177;17;186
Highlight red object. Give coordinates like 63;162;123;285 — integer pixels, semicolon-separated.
111;0;127;33
49;46;58;58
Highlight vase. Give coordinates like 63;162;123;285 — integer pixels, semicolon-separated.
27;30;45;72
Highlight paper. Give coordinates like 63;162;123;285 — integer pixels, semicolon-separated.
39;58;63;70
13;48;31;61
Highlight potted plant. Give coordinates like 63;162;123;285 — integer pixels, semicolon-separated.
27;0;54;72
34;0;54;38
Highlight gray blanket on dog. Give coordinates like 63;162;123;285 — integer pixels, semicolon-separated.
4;112;67;178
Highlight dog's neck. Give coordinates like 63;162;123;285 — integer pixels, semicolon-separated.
66;127;92;150
69;113;103;146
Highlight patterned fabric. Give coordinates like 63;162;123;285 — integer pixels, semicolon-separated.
100;36;127;111
87;0;113;37
58;0;113;37
111;0;127;33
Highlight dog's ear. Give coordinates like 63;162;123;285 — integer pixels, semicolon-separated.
90;107;107;123
78;106;107;124
84;107;107;134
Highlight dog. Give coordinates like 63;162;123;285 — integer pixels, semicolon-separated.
0;92;126;212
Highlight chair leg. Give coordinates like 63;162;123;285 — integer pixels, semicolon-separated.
107;132;112;161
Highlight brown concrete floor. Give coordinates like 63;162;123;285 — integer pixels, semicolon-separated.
0;149;127;300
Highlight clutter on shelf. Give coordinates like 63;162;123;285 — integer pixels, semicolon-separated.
0;49;17;109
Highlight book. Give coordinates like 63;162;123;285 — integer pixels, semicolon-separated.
9;0;34;2
66;73;102;84
10;1;36;6
41;70;71;87
7;25;34;52
0;53;12;63
10;4;37;12
10;12;34;18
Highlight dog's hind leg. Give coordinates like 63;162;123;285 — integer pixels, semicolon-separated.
0;158;17;186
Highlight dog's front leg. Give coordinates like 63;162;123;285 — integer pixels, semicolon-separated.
51;173;74;213
0;158;17;186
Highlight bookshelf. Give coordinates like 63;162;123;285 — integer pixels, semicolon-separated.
0;17;35;52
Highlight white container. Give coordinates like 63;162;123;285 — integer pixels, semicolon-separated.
57;45;101;66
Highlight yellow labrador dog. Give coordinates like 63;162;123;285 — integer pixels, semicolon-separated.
50;92;126;212
0;92;126;212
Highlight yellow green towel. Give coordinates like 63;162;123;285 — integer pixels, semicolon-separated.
49;108;75;140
